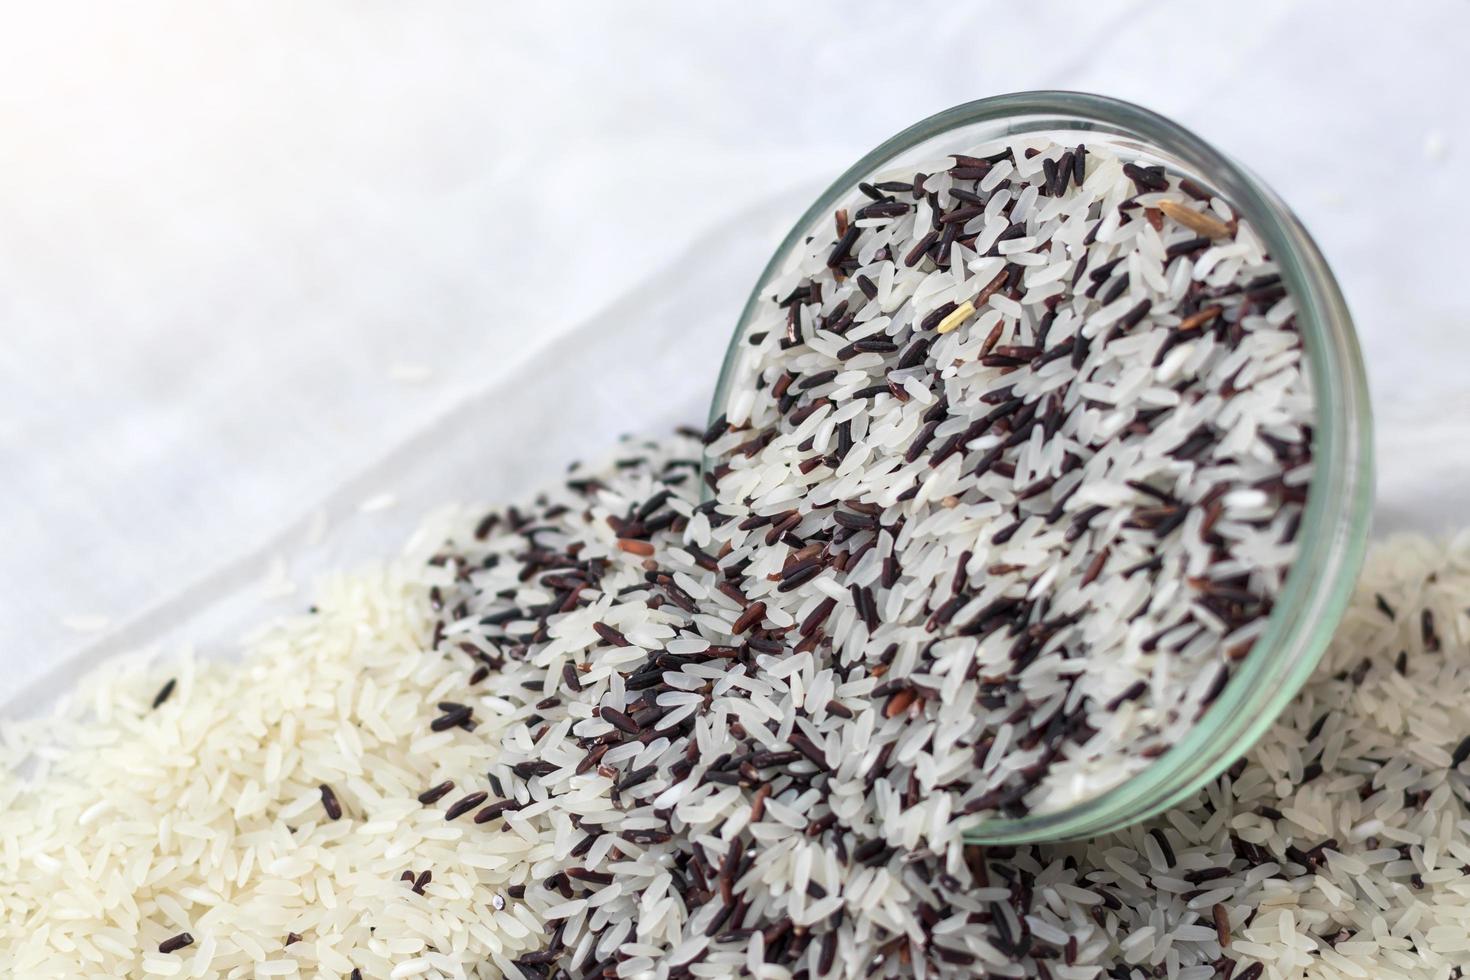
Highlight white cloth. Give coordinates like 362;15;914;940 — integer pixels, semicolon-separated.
2;1;1468;709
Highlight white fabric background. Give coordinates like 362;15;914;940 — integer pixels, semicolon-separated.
2;2;1467;708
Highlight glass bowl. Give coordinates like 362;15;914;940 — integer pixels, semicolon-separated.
705;91;1374;844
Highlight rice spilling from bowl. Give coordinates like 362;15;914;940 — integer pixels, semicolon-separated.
705;135;1314;815
2;432;1468;978
423;438;1467;980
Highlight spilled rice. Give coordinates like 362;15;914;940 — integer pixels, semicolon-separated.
0;561;554;977
2;432;1469;978
1;127;1459;978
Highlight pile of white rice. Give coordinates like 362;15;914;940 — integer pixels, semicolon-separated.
0;561;555;978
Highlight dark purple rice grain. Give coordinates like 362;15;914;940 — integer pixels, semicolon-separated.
1122;162;1168;192
1064;505;1106;543
904;420;941;463
817;932;837;974
1041;157;1059;196
777;562;822;593
635;489;674;522
1451;735;1470;769
158;933;194;954
474;799;524;824
904;230;939;267
1117;299;1152;331
826;225;861;269
1104;681;1147;712
1171;428;1214;461
1351;658;1373;685
897;336;932;370
418;781;455;805
991;520;1024;546
1166;235;1212;259
1070;334;1091;370
788;397;829;426
925;595;966;631
775;284;810;307
592;622;630;647
1053;150;1075;194
788;733;829;770
444;791;489;821
797;370;837;391
701;415;729;446
472;513;499;540
566;867;615;886
826;310;856;335
940;205;984;226
626;667;665;691
1148;828;1176;868
1088;256;1125;283
996;222;1028;246
151;678;177;710
599;706;641;735
1123;555;1164;577
1178;176;1212;200
1422;609;1441;651
430;704;474;732
616;765;659;791
319;783;343;821
1099;272;1130;305
1153;506;1189;539
857;200;911;219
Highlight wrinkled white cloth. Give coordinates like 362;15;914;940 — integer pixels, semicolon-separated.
1;1;1467;710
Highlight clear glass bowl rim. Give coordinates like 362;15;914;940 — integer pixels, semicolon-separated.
706;91;1374;843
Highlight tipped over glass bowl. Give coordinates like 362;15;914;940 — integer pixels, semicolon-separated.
705;92;1373;844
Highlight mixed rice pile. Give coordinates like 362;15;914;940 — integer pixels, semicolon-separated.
707;135;1313;814
3;137;1465;980
4;435;1468;978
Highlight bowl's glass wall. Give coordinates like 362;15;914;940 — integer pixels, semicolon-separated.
707;92;1373;843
